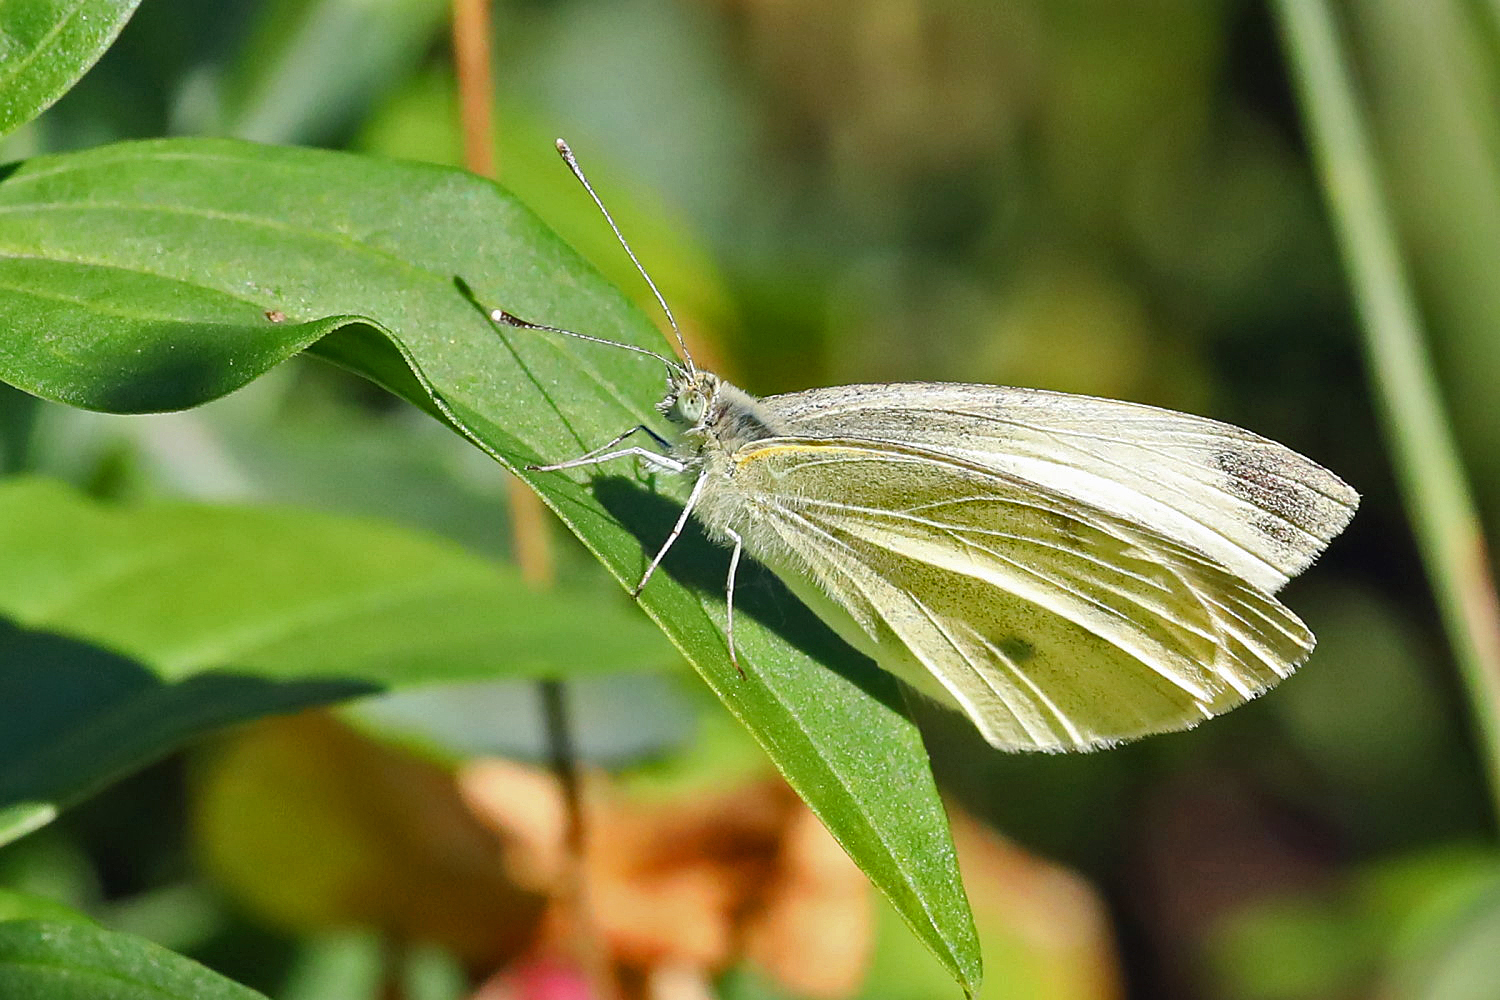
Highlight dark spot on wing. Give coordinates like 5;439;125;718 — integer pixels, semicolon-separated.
999;636;1035;662
1043;508;1087;544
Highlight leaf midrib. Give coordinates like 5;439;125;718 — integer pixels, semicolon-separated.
0;199;666;439
144;567;495;678
0;0;90;92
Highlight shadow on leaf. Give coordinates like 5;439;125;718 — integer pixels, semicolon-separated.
590;476;906;720
0;619;376;819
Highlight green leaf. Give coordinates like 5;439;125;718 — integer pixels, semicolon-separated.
0;920;269;999
0;802;56;845
0;477;671;846
0;890;94;926
0;138;979;992
0;0;144;139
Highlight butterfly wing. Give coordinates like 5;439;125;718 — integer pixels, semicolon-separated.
723;438;1316;751
757;383;1359;595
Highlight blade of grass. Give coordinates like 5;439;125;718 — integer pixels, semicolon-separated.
1273;0;1500;822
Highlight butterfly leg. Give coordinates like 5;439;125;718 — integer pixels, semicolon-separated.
631;470;708;597
527;425;672;472
723;525;745;677
527;445;687;475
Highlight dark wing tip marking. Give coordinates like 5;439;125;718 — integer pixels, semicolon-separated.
1212;446;1359;570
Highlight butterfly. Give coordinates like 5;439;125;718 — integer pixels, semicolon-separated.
497;140;1359;752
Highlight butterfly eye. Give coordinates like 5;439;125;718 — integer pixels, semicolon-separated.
657;388;704;425
679;392;706;423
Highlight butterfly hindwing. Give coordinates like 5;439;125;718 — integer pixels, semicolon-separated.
721;438;1315;751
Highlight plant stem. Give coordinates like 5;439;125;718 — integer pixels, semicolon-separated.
540;680;617;1000
451;0;553;588
1274;0;1500;824
450;4;615;994
451;0;495;180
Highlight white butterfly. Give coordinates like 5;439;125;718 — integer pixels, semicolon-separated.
499;141;1359;753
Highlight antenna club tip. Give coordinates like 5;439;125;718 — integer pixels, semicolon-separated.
554;138;573;157
490;308;517;325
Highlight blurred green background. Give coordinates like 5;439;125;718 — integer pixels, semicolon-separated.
4;0;1500;997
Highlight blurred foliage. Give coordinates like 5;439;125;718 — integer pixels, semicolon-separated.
1;0;1498;998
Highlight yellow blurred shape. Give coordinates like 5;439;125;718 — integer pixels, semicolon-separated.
193;712;542;965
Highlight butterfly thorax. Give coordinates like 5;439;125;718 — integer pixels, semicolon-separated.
659;370;780;460
661;369;797;562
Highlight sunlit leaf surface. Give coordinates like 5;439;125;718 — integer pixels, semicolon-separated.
0;0;143;139
0;139;979;992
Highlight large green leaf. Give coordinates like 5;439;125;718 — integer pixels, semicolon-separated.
0;0;143;139
0;138;980;993
0;477;671;846
0;920;270;999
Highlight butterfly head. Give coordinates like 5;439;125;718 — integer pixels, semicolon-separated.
658;370;721;430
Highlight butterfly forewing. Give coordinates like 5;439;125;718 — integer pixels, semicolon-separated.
756;383;1359;596
724;438;1316;751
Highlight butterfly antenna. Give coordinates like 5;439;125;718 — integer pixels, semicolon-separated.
489;308;684;375
555;138;696;374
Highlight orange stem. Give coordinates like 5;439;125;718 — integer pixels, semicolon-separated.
450;6;614;997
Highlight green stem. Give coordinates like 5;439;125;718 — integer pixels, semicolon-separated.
1274;0;1500;823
